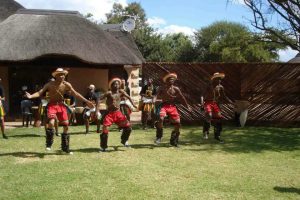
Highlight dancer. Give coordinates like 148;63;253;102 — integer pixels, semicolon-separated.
154;73;191;147
201;72;231;143
99;77;137;152
25;68;94;154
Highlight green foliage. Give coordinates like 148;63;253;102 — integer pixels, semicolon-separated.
105;2;197;62
104;3;287;62
239;0;300;51
161;33;195;62
194;21;285;62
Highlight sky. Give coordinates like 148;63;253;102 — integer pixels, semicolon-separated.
15;0;298;61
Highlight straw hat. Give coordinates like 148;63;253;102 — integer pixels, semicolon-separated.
52;68;68;77
108;77;122;89
211;72;225;80
163;73;177;83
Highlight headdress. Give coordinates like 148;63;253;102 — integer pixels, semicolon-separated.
162;73;177;83
52;68;68;77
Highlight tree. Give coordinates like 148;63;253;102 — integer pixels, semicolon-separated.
194;21;284;62
161;33;195;62
105;2;168;61
231;0;300;51
106;2;147;29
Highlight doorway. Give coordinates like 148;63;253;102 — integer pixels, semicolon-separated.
8;65;55;116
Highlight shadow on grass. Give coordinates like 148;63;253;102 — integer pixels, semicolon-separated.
180;126;300;153
129;143;172;149
0;151;62;158
72;147;100;153
72;146;129;153
8;134;43;138
274;186;300;195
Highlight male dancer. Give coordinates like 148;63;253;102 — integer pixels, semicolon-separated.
25;68;94;154
99;77;137;152
0;78;7;139
154;73;191;147
201;72;231;143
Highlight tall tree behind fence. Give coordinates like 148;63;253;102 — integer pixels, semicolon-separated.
142;63;300;126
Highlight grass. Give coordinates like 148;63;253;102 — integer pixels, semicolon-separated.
0;124;299;200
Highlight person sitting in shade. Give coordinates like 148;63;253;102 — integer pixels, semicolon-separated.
25;68;94;154
98;77;137;152
153;73;191;147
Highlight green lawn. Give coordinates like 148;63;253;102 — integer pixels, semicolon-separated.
0;125;299;200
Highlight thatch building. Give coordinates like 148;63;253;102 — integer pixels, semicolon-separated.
288;53;300;63
0;0;144;115
0;0;23;22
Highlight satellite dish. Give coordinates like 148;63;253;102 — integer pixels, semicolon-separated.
122;18;135;32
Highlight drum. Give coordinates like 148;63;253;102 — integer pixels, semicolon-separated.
120;100;134;111
41;99;48;107
142;97;154;112
75;107;84;114
234;100;250;113
234;100;250;127
138;100;143;111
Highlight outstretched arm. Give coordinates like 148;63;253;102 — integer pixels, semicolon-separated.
99;92;108;101
66;83;94;108
176;87;191;111
25;83;49;99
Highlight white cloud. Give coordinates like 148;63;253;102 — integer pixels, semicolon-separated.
278;48;298;62
157;25;196;37
16;0;128;22
147;17;166;27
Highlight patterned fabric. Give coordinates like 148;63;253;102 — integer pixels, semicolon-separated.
0;105;5;117
142;103;154;112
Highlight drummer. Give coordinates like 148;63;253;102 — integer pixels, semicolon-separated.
140;78;157;130
120;79;132;121
64;89;76;125
83;84;101;134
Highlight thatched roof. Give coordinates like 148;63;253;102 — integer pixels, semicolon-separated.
288;53;300;63
101;24;145;62
0;9;143;65
0;0;24;22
